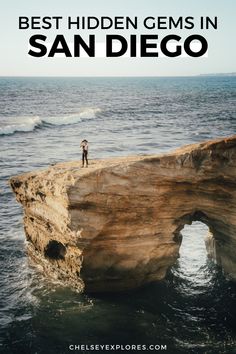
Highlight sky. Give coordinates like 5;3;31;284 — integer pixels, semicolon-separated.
0;0;235;76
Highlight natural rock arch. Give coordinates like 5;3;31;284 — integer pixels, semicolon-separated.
10;135;236;292
173;211;217;263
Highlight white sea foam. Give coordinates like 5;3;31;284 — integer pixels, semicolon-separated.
0;116;42;136
43;108;101;126
0;108;101;136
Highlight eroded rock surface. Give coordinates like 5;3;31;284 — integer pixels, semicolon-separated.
10;135;236;292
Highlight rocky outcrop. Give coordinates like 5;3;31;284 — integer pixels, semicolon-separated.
10;135;236;292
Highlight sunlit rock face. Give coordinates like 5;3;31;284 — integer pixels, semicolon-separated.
10;135;236;292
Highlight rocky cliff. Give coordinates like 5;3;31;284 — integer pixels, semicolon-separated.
10;135;236;292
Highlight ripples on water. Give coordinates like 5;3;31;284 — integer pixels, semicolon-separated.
0;76;236;353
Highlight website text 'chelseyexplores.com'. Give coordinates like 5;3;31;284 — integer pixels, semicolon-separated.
69;344;167;351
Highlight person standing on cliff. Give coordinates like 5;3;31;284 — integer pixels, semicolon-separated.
80;139;89;168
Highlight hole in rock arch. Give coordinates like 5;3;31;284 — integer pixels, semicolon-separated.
174;221;211;278
44;240;66;260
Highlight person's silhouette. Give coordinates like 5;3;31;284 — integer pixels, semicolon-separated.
80;139;89;167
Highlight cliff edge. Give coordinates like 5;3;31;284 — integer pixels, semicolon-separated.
10;135;236;292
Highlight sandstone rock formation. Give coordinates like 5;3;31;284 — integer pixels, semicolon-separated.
10;135;236;292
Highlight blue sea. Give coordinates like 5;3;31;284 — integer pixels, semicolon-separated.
0;76;236;354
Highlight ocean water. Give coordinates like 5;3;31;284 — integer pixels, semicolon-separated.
0;76;236;354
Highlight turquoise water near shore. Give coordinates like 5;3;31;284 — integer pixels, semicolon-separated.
0;76;236;353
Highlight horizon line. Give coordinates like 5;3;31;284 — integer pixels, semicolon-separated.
0;72;235;79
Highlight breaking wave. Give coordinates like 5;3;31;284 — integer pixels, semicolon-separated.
0;116;42;136
0;108;101;136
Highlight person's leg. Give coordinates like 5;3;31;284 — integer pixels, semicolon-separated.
82;152;85;167
85;151;88;167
